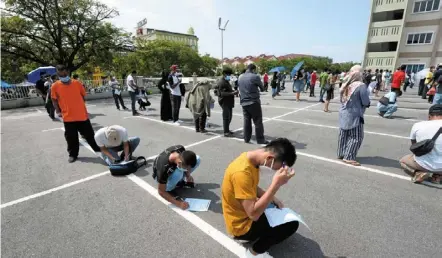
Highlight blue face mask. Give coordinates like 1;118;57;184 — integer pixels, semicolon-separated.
225;75;231;81
59;76;70;83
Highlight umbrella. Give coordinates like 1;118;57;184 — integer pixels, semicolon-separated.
1;80;13;88
27;66;56;84
290;61;305;78
269;66;286;73
414;68;430;82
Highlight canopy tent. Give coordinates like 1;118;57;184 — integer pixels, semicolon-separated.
1;80;13;88
290;61;305;78
15;81;35;87
269;66;286;73
27;66;56;84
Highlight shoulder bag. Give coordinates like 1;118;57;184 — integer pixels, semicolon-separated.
410;127;442;157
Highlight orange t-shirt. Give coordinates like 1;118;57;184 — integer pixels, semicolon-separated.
391;71;405;89
51;79;88;122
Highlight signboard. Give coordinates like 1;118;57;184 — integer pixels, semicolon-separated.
137;18;147;28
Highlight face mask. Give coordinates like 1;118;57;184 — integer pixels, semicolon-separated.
225;75;231;81
259;157;275;174
59;76;70;83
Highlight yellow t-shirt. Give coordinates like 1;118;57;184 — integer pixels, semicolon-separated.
221;152;259;236
425;71;433;85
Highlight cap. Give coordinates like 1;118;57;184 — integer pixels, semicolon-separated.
170;65;178;70
429;104;442;116
105;126;122;147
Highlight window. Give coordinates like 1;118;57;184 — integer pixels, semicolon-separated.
406;32;434;45
413;0;440;13
402;64;425;73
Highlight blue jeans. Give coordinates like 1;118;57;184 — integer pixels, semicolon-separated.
166;155;201;191
433;93;442;105
101;137;140;165
377;104;397;118
319;87;326;101
271;88;277;97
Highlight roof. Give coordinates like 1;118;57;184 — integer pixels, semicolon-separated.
144;28;198;39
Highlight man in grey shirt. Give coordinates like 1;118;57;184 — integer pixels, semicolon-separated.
238;64;268;144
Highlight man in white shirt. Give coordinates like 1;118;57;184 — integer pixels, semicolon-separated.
167;65;183;125
126;71;139;116
400;104;442;184
94;125;141;165
109;76;128;111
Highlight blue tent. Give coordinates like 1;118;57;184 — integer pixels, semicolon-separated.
1;80;13;88
269;66;286;73
27;66;56;84
290;61;305;78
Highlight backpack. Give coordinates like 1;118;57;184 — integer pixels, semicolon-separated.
109;156;147;176
152;145;185;180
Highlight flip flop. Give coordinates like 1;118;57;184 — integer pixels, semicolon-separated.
412;172;430;184
343;160;361;166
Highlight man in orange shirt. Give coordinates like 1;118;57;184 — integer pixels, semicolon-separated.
391;65;406;90
51;65;101;163
221;138;298;257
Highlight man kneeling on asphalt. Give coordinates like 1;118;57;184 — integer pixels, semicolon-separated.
153;145;201;210
221;138;298;258
94;125;140;165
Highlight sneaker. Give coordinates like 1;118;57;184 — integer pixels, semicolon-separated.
178;120;184;123
173;121;181;126
68;156;77;163
245;248;273;258
257;140;269;145
200;129;208;133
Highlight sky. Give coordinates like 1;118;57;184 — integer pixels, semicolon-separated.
102;0;371;63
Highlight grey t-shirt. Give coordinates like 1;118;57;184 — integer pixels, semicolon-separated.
238;71;264;106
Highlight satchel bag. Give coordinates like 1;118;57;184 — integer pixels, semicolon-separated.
410;127;442;157
379;96;389;106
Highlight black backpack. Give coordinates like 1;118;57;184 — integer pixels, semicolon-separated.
152;145;185;180
109;157;147;176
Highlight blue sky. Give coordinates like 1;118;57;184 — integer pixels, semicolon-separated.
102;0;371;63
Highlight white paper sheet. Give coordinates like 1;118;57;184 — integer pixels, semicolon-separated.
114;89;121;95
264;208;310;230
185;198;211;212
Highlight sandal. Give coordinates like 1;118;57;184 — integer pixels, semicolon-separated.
343;159;361;166
430;174;441;184
412;172;430;184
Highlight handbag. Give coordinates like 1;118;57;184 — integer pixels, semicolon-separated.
379;96;389;106
109;156;147;176
410;127;442;157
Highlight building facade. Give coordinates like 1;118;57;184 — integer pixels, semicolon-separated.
136;28;198;51
363;0;442;72
222;54;314;67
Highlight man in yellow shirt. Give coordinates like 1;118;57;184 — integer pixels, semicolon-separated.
221;138;298;258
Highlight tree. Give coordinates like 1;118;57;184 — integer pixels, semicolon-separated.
1;0;131;72
199;54;218;76
187;26;195;35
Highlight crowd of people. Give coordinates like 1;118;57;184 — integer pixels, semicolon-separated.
41;61;441;257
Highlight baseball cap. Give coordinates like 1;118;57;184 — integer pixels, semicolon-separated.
170;65;178;70
105;126;122;146
429;104;442;116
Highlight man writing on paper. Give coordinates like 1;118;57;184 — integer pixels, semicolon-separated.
153;145;201;210
221;138;298;258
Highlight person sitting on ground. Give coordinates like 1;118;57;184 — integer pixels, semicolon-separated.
153;145;201;210
399;104;442;184
94;125;140;165
185;79;214;133
377;88;402;119
221;138;298;258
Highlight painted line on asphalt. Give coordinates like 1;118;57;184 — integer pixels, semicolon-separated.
300;109;423;122
41;127;64;132
272;119;410;139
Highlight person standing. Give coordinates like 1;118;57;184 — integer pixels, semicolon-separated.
323;72;335;112
221;138;298;258
432;64;442;105
238;64;268;144
310;70;317;97
185;79;214;133
168;65;183;125
35;72;48;103
217;67;237;137
319;69;329;103
384;70;391;91
51;65;101;163
109;76;128;111
271;72;278;99
292;69;304;102
126;71;139;116
391;65;406;92
157;70;173;121
263;72;269;92
337;65;370;166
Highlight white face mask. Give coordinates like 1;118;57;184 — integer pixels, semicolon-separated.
259;157;275;174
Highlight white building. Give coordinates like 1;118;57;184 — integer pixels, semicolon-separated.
363;0;442;72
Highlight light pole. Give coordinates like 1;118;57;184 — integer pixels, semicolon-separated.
218;17;229;67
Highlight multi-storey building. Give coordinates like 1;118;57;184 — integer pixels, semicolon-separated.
363;0;442;72
136;28;198;51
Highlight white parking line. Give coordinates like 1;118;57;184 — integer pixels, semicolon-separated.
302;109;423;122
42;127;64;132
272;119;410;139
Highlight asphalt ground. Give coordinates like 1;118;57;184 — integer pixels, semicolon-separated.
1;84;441;258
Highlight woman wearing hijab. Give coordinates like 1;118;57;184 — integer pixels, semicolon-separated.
293;69;304;102
185;79;215;133
337;65;371;166
157;70;173;121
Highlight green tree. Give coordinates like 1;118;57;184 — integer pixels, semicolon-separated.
187;26;195;35
1;0;131;72
199;54;218;76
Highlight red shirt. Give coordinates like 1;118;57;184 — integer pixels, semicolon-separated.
391;70;405;89
263;74;269;83
311;73;317;85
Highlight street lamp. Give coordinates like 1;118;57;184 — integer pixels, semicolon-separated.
218;17;229;67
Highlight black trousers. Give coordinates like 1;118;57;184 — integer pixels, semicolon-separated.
236;214;299;254
242;102;265;143
129;91;137;114
171;95;181;122
418;79;425;96
195;112;207;131
45;101;55;119
221;104;233;134
64;119;100;158
112;92;126;110
309;84;315;97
